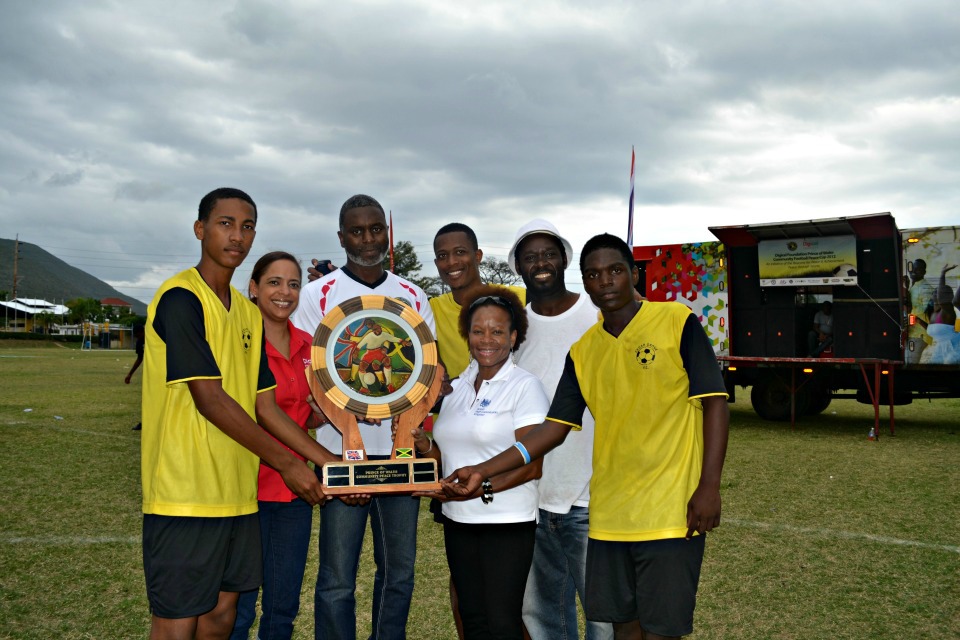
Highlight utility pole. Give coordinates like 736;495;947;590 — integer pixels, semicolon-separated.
12;235;19;300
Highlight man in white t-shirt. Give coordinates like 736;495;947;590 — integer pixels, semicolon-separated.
509;219;614;640
807;301;834;357
292;194;434;640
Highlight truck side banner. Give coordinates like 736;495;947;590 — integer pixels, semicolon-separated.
644;242;728;354
758;235;858;287
902;226;960;366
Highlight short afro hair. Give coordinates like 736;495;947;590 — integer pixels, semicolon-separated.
198;187;257;222
339;194;385;229
458;285;528;348
434;223;479;251
579;233;635;273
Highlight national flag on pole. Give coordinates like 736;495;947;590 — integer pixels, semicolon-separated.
389;210;395;272
626;146;635;247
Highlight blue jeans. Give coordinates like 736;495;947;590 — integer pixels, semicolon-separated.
231;499;313;640
522;507;613;640
314;471;420;640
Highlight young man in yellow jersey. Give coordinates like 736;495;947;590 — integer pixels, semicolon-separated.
430;222;526;378
141;188;336;640
443;233;729;640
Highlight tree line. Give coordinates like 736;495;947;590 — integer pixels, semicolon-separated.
385;240;520;297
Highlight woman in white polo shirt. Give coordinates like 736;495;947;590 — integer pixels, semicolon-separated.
413;285;549;640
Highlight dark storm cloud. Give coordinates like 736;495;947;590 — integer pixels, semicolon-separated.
115;181;174;201
45;170;84;187
0;0;958;303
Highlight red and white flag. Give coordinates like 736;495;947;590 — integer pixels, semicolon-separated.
389;210;395;271
626;146;635;247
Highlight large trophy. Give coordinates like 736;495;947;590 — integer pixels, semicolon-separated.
306;295;445;495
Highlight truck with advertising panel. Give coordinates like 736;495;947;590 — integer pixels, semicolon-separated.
633;213;960;422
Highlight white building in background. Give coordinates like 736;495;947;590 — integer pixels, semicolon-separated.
0;298;70;332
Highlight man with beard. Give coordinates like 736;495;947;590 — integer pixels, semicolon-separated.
292;194;435;640
508;220;613;640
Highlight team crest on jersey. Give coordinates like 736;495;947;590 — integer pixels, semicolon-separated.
242;328;253;352
635;343;657;368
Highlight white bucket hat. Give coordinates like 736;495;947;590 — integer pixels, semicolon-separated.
507;218;575;276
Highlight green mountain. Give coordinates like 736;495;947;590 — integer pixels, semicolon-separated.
0;238;147;316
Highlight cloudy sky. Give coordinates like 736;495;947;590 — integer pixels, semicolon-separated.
1;0;958;305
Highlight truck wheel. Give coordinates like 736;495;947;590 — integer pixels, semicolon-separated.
805;386;832;415
751;375;809;421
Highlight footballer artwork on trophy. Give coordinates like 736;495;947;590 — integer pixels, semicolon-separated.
307;295;444;495
331;315;416;400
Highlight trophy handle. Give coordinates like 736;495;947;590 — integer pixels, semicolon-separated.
307;367;363;459
392;363;446;457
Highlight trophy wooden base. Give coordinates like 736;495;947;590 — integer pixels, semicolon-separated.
321;458;441;495
307;358;446;496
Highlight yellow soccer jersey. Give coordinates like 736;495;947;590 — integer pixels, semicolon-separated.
548;301;727;541
430;285;526;378
141;268;275;517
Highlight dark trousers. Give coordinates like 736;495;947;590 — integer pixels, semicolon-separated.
443;520;536;640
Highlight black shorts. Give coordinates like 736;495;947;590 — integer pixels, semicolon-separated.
584;535;705;637
429;497;449;524
142;513;262;619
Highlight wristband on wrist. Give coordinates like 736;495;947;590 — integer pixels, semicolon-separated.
514;442;532;465
480;478;493;504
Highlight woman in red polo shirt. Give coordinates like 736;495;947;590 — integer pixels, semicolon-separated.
232;251;322;640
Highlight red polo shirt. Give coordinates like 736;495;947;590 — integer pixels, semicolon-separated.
257;321;314;502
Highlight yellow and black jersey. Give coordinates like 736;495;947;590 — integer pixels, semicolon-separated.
548;301;727;542
141;268;275;517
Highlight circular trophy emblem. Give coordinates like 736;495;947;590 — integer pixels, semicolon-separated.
310;295;438;420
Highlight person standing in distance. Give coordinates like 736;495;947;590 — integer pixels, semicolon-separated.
905;258;936;364
443;233;729;640
292;194;435;640
141;188;335;640
126;323;145;430
507;220;613;640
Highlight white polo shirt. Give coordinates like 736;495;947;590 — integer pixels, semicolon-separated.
433;359;549;524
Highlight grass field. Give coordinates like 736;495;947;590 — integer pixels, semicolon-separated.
1;341;958;639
